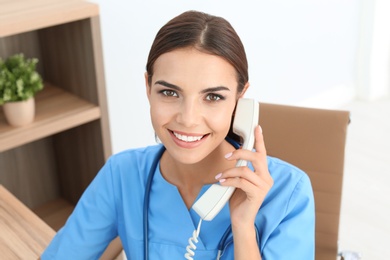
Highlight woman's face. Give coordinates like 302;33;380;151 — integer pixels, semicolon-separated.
146;47;244;165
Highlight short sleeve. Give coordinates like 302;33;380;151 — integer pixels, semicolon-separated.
262;173;315;259
41;159;118;259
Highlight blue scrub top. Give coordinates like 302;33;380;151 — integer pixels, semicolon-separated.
42;144;315;259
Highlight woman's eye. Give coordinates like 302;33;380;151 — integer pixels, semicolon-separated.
161;90;178;97
206;93;223;102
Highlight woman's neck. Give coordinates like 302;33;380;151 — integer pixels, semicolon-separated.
160;140;237;208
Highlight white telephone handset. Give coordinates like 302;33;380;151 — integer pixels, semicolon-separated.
192;98;259;221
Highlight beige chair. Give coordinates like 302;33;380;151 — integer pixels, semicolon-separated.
259;102;357;260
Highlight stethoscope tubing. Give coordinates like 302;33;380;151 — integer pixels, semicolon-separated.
143;145;165;259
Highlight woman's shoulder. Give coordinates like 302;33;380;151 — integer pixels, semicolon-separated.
265;156;313;205
103;144;164;178
267;156;310;184
99;144;164;186
108;144;163;163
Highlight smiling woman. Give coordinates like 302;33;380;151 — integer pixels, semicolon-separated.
146;47;239;167
41;10;315;260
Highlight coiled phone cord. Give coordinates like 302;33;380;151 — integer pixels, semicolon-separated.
184;219;203;260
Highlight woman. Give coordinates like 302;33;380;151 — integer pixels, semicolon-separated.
42;10;314;259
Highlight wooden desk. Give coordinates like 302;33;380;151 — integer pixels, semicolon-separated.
0;185;55;259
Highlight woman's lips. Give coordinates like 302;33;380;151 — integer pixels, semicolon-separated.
169;130;209;148
172;131;204;142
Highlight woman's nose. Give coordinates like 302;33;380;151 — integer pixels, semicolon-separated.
176;100;201;127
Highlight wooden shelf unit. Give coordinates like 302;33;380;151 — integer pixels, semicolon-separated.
0;0;112;233
0;84;101;152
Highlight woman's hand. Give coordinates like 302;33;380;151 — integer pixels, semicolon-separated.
216;125;274;228
215;125;273;259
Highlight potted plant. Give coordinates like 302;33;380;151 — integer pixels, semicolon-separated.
0;53;44;126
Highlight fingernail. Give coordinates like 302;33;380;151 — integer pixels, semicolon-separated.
224;152;233;159
215;173;222;179
258;125;263;133
219;178;226;183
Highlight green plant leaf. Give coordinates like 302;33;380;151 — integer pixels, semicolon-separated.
0;53;44;104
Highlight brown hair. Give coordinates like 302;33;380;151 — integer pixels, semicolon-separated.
146;10;248;93
146;11;249;143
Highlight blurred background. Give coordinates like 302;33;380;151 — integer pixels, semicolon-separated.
91;0;390;258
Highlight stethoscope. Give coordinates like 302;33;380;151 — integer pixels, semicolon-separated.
143;138;260;259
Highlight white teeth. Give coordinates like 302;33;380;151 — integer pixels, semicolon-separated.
173;132;203;142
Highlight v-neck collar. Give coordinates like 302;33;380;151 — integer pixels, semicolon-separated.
148;161;231;250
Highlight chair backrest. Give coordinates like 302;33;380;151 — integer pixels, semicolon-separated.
259;102;350;260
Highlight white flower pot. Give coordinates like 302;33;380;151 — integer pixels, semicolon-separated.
3;97;35;127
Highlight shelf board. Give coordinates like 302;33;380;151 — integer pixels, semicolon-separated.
33;198;74;232
0;84;101;152
0;0;99;37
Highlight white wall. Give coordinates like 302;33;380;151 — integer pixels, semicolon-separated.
91;0;361;153
357;0;390;100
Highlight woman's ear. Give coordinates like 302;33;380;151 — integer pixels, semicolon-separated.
239;82;250;98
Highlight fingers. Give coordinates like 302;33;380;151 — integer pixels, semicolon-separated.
254;125;266;156
215;166;272;205
218;124;273;192
226;125;268;175
220;125;274;225
216;166;260;187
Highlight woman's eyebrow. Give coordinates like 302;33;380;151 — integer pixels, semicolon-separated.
154;80;230;93
154;80;182;91
200;86;230;94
